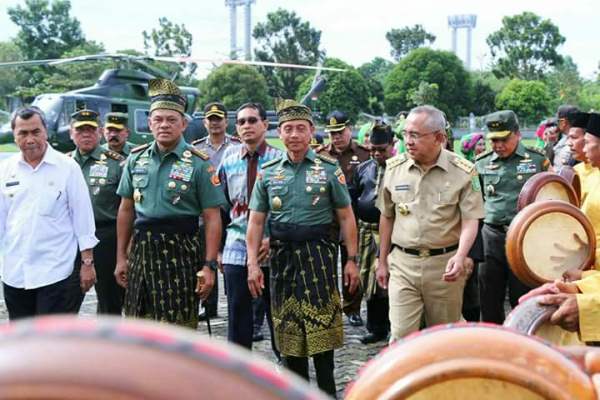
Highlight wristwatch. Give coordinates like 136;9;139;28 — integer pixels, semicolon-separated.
81;258;94;267
203;260;219;272
347;255;359;263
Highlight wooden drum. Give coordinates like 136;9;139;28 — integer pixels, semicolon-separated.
506;200;595;287
557;166;582;202
517;172;579;211
0;316;325;400
504;296;584;346
345;324;595;400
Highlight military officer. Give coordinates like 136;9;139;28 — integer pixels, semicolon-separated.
351;122;394;344
115;78;226;328
102;112;135;156
246;100;359;396
316;110;370;327
377;105;484;341
70;109;126;314
475;110;550;324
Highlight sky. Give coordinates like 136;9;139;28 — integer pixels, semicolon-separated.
0;0;598;79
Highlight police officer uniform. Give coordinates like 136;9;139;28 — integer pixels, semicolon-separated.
316;111;370;325
116;79;227;328
553;105;580;168
71;109;126;315
101;112;135;156
475;110;550;324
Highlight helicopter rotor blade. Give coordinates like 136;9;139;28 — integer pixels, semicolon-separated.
153;56;346;72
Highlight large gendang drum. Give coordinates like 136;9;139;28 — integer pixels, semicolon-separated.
517;172;579;211
504;296;584;346
345;324;595;400
506;200;595;287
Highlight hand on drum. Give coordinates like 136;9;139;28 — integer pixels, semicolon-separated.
538;293;580;332
519;280;580;303
443;254;465;282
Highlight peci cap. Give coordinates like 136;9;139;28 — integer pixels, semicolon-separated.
204;102;226;119
71;109;99;129
148;78;186;114
484;110;519;140
104;112;128;130
586;113;600;138
369;121;394;145
568;111;590;129
324;110;350;133
276;99;313;126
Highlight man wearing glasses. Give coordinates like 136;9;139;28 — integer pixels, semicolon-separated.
552;105;579;169
376;105;484;341
217;102;282;355
351;122;394;344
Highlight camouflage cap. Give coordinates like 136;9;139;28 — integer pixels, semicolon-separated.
204;102;226;119
71;109;99;129
104;112;128;130
324;110;349;133
586;113;600;138
484;110;519;139
276;99;313;126
148;78;186;114
568;111;590;129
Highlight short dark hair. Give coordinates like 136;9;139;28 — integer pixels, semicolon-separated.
11;106;48;130
236;102;267;120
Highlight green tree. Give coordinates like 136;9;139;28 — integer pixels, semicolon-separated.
8;0;86;60
199;64;270;111
408;82;439;106
358;57;393;115
0;41;26;98
386;25;436;61
579;80;600;111
143;17;193;57
297;58;369;123
253;8;324;99
495;79;551;125
383;48;472;121
470;78;497;116
487;12;565;80
544;56;582;111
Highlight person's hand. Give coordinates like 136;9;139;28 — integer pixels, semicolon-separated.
344;260;360;295
376;259;390;289
114;258;128;288
464;257;475;278
247;264;264;298
443;254;465;282
80;265;96;293
519;280;580;303
195;266;215;301
562;268;583;282
538;293;580;332
257;238;270;264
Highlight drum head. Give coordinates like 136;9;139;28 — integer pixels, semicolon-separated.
506;200;595;287
517;172;579;211
345;324;594;400
558;166;582;202
504;296;585;346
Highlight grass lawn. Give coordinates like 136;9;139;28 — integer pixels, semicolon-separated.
0;143;17;152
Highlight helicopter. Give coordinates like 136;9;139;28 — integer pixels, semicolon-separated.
0;53;341;152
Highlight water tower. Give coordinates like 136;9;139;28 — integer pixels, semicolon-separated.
447;14;477;70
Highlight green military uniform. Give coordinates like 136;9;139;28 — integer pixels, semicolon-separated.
250;147;351;357
116;79;227;328
101;141;135;157
475;110;550;324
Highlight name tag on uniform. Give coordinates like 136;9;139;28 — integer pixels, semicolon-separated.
306;169;327;184
516;163;537;174
133;167;148;174
90;164;109;178
5;181;19;187
395;184;410;191
169;162;193;181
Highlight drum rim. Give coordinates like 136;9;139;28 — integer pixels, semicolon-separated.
517;172;579;212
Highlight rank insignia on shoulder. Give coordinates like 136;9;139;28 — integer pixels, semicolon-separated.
261;158;281;169
104;150;125;161
131;143;151;153
189;147;209;160
334;168;346;184
451;155;474;174
386;154;407;168
191;137;207;145
317;153;337;165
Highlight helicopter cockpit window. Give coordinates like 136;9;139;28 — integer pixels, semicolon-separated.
31;95;63;128
135;109;151;133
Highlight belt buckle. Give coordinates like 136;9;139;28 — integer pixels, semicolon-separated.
418;249;430;257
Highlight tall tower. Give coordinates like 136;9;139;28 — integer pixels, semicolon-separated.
225;0;255;60
447;14;477;70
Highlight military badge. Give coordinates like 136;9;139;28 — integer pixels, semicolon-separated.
272;196;282;210
210;174;221;186
334;168;346;185
330;117;337;125
90;164;109;178
169;162;194;181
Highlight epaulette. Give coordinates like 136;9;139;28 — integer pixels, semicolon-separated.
314;144;327;153
189;147;210;160
386;153;407;169
103;149;125;161
525;146;545;156
355;142;370;153
260;158;281;169
131;143;151;154
317;153;337;165
450;154;474;174
475;149;493;161
191;137;207;145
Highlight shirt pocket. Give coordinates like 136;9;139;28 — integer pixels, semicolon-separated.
391;189;415;204
132;175;149;189
38;188;65;218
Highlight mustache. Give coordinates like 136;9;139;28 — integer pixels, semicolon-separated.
108;137;120;142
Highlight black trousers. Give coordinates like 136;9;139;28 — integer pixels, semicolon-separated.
282;350;336;397
224;265;279;359
462;264;481;322
479;224;530;324
3;265;83;320
366;296;390;335
95;225;124;315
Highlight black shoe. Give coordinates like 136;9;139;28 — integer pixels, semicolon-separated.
252;332;265;342
198;308;217;321
360;332;387;344
347;313;363;327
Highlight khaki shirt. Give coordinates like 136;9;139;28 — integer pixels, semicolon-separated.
377;149;484;249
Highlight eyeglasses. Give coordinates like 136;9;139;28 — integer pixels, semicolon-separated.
402;130;437;141
236;117;260;125
370;145;390;153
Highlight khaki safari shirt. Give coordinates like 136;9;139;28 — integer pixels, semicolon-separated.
249;148;351;225
377;148;484;249
117;139;226;218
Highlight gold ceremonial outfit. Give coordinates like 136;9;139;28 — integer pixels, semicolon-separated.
575;272;600;342
575;161;600;207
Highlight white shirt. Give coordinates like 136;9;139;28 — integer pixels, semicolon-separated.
0;145;98;289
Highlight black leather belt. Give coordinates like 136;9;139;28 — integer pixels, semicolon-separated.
392;243;459;257
134;215;199;235
269;221;331;242
485;223;510;233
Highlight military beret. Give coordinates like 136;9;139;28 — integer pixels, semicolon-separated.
586;113;600;138
484;110;519;140
104;112;128;130
325;110;350;133
204;102;226;119
71;109;99;128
